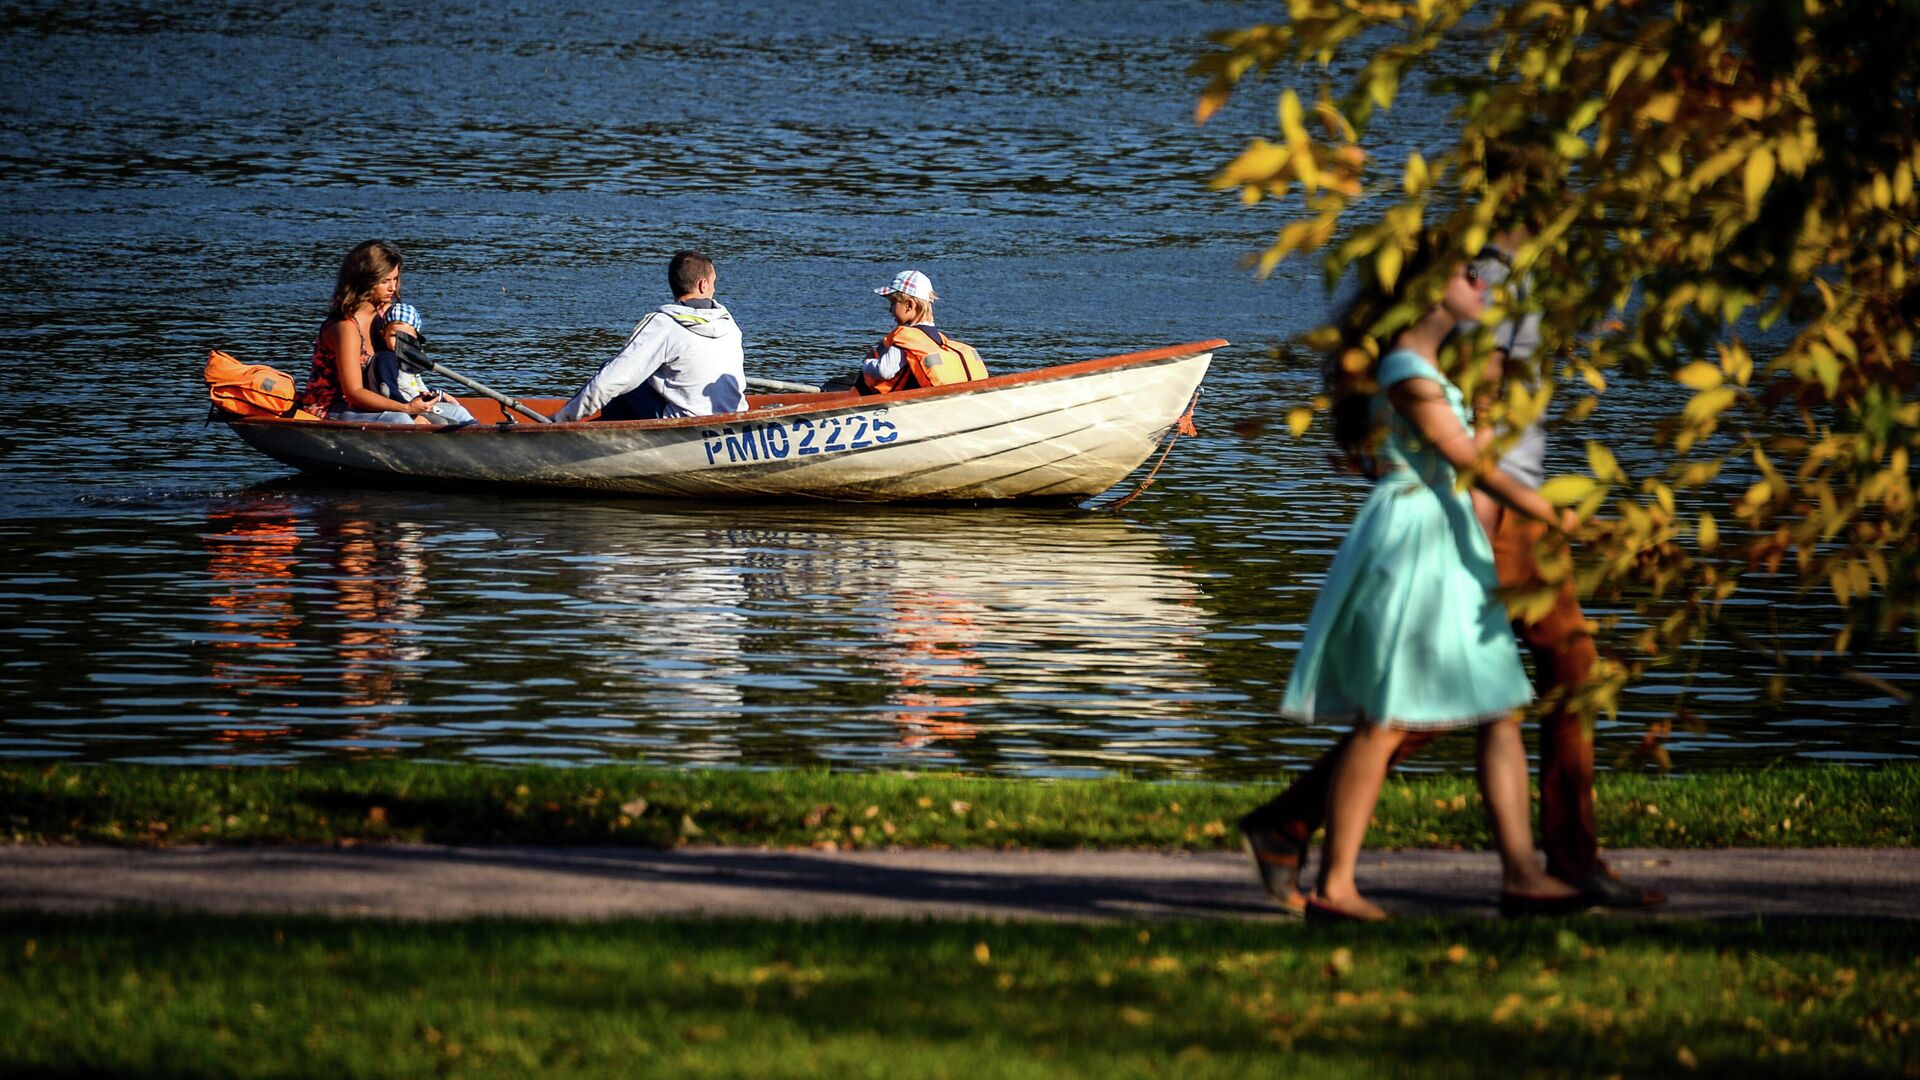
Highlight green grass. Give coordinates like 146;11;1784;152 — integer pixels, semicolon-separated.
3;762;1915;850
1;913;1913;1078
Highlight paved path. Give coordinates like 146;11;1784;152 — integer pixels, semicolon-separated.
4;845;1916;922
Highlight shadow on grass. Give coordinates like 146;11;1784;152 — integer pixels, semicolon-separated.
1;915;1912;1079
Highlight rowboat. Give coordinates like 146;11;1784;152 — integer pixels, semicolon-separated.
216;340;1222;502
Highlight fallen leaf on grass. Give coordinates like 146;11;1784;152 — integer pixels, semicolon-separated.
1327;948;1354;977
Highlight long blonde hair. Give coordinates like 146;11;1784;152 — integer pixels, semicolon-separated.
328;240;403;320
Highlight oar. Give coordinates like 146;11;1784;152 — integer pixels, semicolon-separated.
393;337;553;424
746;376;822;394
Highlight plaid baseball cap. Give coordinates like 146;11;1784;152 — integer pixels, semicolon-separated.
874;269;937;301
384;302;423;331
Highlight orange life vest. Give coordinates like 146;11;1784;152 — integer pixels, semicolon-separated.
862;324;988;394
205;349;320;420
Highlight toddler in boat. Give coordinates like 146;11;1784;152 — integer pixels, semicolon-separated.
370;303;476;425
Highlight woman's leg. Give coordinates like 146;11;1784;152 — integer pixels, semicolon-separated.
1314;721;1408;917
1476;714;1578;896
331;407;421;425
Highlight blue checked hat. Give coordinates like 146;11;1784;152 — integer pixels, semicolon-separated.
383;302;423;331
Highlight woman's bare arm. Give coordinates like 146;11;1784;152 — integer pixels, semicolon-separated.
1387;378;1574;531
330;321;427;417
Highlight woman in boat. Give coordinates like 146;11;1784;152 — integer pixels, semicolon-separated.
859;270;988;394
1279;233;1585;922
299;239;435;425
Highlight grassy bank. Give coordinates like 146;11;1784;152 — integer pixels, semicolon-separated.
4;762;1914;850
3;912;1914;1078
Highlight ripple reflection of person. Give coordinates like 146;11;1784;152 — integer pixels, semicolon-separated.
202;501;303;747
878;590;984;752
322;514;429;716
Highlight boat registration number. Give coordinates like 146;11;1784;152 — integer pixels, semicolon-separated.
700;412;900;466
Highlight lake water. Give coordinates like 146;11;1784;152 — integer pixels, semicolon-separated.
1;1;1913;776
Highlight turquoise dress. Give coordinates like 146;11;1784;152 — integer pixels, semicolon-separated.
1280;349;1532;729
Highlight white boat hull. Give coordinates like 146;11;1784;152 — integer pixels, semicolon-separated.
223;342;1219;502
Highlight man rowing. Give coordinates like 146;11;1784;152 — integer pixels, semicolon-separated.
553;250;747;422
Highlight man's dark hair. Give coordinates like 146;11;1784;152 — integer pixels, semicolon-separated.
668;250;715;297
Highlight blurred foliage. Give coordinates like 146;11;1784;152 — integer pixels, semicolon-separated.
1194;0;1919;719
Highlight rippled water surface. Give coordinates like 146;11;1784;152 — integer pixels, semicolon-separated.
2;1;1913;775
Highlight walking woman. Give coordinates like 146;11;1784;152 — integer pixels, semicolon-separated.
1282;235;1585;921
299;239;435;424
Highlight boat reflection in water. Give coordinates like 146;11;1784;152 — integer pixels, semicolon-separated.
191;493;1217;772
530;503;1216;772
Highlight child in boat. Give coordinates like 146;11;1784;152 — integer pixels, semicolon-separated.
299;239;435;425
859;270;989;393
369;303;475;425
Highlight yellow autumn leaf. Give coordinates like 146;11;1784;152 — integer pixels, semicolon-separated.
1636;92;1680;124
1195;86;1230;126
1605;48;1638;96
1675;461;1722;488
1576;487;1609;524
1376;243;1403;290
1697;512;1719;551
1541;475;1599;506
1404;151;1429;196
1368;68;1397;109
1647;478;1676;517
1675;362;1723;390
1586;441;1626;484
1683;386;1738;424
1808;344;1841;395
1821;324;1858;361
1743;148;1775;217
1279;89;1308;149
1717;340;1754;386
1286;407;1313;438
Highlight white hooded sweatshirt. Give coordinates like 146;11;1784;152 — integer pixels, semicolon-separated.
554;300;746;422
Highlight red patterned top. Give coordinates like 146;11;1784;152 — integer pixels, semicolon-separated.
299;318;371;417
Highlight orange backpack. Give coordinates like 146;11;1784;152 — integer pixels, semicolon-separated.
205;349;318;420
